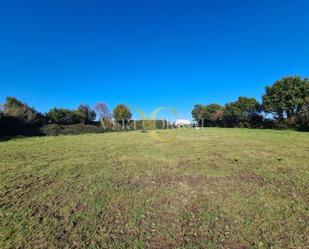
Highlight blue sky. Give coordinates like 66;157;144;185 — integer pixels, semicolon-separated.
1;0;309;120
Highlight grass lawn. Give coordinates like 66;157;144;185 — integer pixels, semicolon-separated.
0;128;308;248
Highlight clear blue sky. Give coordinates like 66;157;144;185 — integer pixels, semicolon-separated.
1;0;309;120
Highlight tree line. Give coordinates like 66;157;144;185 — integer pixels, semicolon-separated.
1;75;309;138
192;76;309;131
0;98;134;137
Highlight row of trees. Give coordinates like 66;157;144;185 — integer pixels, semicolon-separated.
192;76;309;130
0;98;133;137
46;103;133;125
1;75;309;137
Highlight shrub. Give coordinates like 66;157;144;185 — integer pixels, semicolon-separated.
41;124;106;136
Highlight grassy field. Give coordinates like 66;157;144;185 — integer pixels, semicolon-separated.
0;128;308;249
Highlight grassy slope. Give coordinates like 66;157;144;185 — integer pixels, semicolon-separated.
0;128;308;249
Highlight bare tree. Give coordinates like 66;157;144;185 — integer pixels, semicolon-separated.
94;102;112;121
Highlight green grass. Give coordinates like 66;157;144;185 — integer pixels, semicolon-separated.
0;128;308;248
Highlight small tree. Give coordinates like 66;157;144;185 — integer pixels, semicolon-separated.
77;104;96;124
113;104;132;126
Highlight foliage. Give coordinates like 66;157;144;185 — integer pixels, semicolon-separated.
191;104;205;122
113;104;132;125
0;97;44;137
262;76;309;120
3;74;309;138
0;112;19;137
296;97;309;131
77;104;96;124
192;104;223;127
41;123;105;136
46;108;82;125
192;98;262;128
191;76;309;129
223;97;262;127
2;96;43;125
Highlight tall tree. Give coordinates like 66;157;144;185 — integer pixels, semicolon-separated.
262;76;309;120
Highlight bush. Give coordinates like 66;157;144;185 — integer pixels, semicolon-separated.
259;119;276;129
0;113;43;137
41;124;106;136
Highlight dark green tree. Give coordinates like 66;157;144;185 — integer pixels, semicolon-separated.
77;104;96;124
203;104;223;120
192;104;205;126
262;76;309;120
223;97;261;127
46;108;82;125
192;104;223;127
296;96;309;131
192;104;204;121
